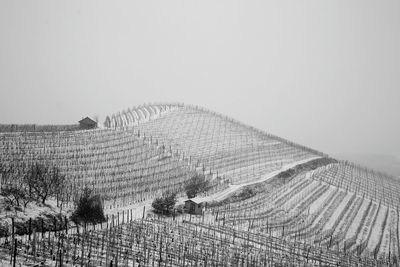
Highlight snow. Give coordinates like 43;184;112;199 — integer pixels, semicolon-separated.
0;156;322;255
91;157;324;229
217;158;289;178
310;187;339;228
367;205;388;251
356;202;378;245
323;192;353;231
308;185;335;214
196;156;322;203
284;180;320;211
345;200;370;240
378;208;395;256
0;197;73;225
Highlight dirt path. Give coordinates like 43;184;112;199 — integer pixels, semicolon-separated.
182;156;322;204
107;157;322;219
103;157;322;223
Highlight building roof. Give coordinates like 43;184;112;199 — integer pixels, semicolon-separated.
185;197;207;204
79;117;97;125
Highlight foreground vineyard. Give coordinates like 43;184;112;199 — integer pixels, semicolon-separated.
0;216;386;266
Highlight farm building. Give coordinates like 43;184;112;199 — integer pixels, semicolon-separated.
184;197;207;215
79;117;98;129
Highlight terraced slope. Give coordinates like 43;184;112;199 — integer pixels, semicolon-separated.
216;163;400;261
107;104;323;185
312;162;399;208
0;129;195;207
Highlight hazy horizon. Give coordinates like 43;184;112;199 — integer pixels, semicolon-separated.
1;1;399;171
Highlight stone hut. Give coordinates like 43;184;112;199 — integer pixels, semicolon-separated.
79;117;98;130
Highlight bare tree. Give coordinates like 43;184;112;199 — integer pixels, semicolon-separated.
0;164;33;208
1;184;32;208
25;163;66;204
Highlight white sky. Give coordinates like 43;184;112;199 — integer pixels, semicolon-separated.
0;1;399;159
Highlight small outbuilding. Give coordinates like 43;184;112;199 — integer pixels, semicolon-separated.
79;117;98;130
184;197;207;215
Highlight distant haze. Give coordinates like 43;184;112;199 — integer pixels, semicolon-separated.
333;153;400;177
1;1;399;175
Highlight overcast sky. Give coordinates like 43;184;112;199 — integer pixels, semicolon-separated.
1;1;399;163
